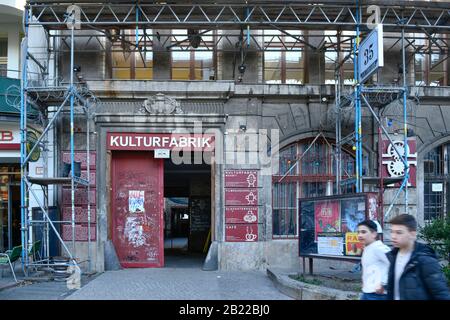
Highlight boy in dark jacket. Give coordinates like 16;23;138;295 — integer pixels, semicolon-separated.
386;214;450;300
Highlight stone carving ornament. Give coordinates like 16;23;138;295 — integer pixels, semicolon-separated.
140;93;183;115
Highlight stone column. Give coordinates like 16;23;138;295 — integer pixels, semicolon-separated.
304;30;325;84
152;29;171;80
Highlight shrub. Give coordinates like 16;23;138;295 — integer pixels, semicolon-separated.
419;216;450;285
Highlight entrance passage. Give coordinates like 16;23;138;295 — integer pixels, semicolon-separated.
163;152;212;267
111;151;164;267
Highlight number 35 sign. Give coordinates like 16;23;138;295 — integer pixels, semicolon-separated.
358;24;384;84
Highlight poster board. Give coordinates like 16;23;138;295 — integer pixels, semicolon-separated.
299;193;380;259
188;197;211;252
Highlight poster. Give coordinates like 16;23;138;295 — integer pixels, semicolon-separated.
314;200;340;240
367;193;378;221
341;198;365;233
129;190;145;213
317;235;344;256
345;232;363;256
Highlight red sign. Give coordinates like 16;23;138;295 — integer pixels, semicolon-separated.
107;133;215;151
225;189;258;206
381;138;416;187
62;206;96;224
225;170;258;188
0;130;20;150
225;207;258;224
62;188;96;206
62;224;96;241
62;152;96;169
345;232;363;256
314;200;341;240
225;224;258;242
0;131;14;141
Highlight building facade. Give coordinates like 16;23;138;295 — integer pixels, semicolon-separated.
21;1;450;272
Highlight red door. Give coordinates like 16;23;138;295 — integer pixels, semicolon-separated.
111;151;164;267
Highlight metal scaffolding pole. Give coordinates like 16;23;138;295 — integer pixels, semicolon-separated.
19;4;95;275
20;7;30;271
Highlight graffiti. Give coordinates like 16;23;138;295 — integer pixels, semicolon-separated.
146;247;158;261
124;216;147;247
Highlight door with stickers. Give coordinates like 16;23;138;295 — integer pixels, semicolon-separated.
111;151;164;267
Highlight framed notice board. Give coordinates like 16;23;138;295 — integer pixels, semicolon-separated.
188;197;211;252
299;193;380;259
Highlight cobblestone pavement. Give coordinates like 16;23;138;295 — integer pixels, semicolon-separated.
66;268;292;300
0;280;76;300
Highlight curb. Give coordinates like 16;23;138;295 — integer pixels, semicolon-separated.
267;268;359;300
0;280;25;292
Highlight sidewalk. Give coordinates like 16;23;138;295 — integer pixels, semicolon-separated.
0;263;27;291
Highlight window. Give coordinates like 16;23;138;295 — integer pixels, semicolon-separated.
0;38;7;77
430;53;446;86
111;29;153;79
171;29;214;80
263;30;304;84
414;53;426;86
423;145;446;221
414;34;448;86
324;31;355;85
272;139;355;238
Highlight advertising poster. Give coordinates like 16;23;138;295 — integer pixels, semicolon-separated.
345;232;363;256
341;198;365;233
314;200;340;240
129;190;145;213
317;235;344;256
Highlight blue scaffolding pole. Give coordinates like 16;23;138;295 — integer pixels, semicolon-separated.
352;0;410;218
20;7;30;269
354;0;362;193
19;5;92;275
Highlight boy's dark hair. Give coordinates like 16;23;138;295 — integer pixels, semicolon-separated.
389;214;417;231
357;220;378;233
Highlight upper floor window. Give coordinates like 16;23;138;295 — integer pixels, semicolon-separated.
324;31;355;85
0;38;7;77
111;29;153;80
171;29;214;80
414;34;448;86
263;30;304;84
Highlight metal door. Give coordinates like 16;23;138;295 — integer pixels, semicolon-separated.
111;151;164;267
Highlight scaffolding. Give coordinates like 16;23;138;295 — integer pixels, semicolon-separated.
18;0;450;271
19;5;97;276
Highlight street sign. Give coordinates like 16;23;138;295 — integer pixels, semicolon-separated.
358;24;384;83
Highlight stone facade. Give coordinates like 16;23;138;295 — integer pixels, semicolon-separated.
49;30;450;273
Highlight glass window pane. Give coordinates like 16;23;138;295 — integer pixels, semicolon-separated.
172;68;190;80
112;68;131;79
286;69;303;84
285;30;302;43
265;69;282;82
112;51;132;68
135;68;152;80
0;38;7;57
264;29;281;43
285;51;302;68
